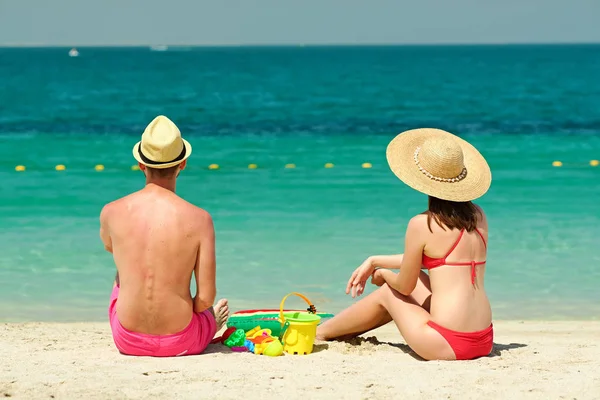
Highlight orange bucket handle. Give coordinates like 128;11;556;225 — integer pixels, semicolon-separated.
279;292;317;328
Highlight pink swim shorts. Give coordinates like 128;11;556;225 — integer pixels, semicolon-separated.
108;285;217;357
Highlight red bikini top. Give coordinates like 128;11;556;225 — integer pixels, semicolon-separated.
421;228;487;285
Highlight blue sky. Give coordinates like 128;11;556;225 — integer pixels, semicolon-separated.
0;0;599;46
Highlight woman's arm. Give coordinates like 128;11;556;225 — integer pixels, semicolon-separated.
346;254;403;298
380;217;426;296
370;254;404;270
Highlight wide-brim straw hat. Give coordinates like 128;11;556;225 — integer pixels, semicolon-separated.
386;128;491;202
133;115;192;169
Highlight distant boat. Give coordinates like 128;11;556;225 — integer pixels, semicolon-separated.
150;45;168;51
69;48;79;57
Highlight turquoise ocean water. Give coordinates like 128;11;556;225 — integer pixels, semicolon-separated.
1;45;599;322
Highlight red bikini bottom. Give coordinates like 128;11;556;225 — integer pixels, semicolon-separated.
427;320;494;360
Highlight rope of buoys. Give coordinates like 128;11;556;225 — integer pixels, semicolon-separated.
551;160;600;168
8;161;600;171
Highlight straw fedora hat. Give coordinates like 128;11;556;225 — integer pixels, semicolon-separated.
386;128;491;202
132;115;192;169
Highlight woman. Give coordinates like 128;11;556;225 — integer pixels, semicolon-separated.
316;128;493;361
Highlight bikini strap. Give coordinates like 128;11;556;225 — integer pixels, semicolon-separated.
475;228;487;249
443;229;465;259
472;228;487;286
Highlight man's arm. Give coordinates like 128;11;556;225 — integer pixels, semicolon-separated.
100;205;119;287
194;212;217;313
99;205;113;253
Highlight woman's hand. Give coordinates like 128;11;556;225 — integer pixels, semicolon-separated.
346;257;375;298
370;269;386;287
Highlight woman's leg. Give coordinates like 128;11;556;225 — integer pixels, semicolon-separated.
317;272;454;360
317;271;432;341
316;286;393;341
377;284;455;360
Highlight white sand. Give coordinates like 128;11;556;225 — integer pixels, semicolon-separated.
1;321;599;399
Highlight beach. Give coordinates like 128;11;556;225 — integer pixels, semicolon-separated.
1;320;599;399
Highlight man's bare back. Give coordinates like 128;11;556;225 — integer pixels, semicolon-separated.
99;116;228;351
101;184;227;334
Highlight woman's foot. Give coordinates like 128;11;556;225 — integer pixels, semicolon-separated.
212;299;229;330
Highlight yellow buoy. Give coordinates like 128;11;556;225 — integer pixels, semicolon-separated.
15;165;26;172
95;164;105;171
248;163;258;169
55;164;66;171
324;163;334;168
131;165;140;171
208;164;219;170
552;161;562;167
285;163;296;169
590;160;599;167
362;162;372;169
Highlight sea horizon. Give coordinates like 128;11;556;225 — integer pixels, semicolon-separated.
1;41;600;48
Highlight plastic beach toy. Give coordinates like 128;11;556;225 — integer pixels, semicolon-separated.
246;327;283;357
210;327;237;345
263;340;284;357
278;292;321;355
227;309;334;336
224;329;246;348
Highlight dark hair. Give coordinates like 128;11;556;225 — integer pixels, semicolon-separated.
426;196;481;233
146;164;180;178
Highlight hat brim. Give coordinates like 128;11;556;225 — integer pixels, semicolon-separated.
386;128;491;202
132;139;192;169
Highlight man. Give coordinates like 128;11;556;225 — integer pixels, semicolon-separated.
99;115;229;357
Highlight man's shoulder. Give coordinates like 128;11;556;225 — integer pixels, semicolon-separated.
159;192;212;222
100;193;136;219
100;200;116;219
182;201;213;225
173;201;214;238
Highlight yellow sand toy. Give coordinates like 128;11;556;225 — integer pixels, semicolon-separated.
278;292;321;355
246;326;272;339
245;326;284;356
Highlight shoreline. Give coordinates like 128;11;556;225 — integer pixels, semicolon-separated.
2;320;599;399
2;305;599;324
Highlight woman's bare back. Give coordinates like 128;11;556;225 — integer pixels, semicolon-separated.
419;208;492;332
